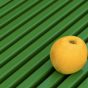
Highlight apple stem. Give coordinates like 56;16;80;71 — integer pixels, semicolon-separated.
69;40;76;44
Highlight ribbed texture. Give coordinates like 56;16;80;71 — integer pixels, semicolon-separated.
0;0;88;88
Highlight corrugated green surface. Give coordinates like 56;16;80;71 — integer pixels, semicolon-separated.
0;0;88;88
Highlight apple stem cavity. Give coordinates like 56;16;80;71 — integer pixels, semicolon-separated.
69;40;76;44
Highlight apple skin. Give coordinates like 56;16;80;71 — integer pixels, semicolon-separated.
50;36;87;74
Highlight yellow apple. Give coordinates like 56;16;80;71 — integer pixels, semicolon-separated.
50;36;87;74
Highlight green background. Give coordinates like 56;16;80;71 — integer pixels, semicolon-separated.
0;0;88;88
